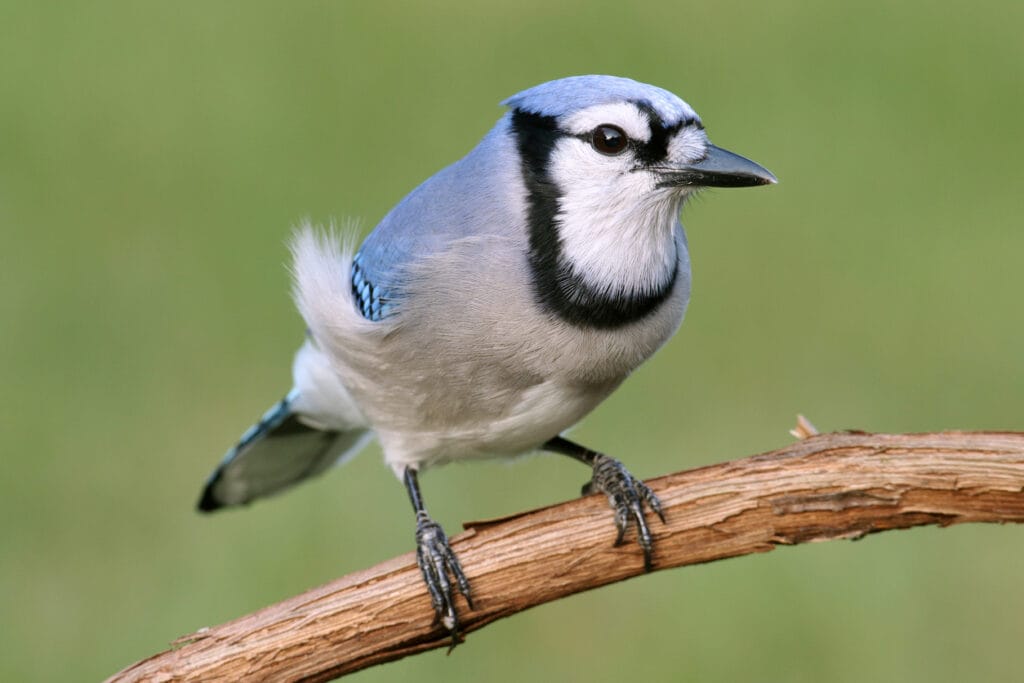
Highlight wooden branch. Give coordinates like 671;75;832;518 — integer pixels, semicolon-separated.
108;431;1024;682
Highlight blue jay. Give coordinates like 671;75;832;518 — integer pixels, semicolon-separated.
198;75;775;639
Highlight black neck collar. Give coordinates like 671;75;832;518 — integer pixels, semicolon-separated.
511;109;677;329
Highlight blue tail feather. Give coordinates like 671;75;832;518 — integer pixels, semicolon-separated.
198;393;368;511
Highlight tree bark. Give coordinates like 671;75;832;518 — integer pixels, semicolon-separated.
108;431;1024;682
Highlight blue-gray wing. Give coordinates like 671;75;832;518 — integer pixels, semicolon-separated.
350;123;520;320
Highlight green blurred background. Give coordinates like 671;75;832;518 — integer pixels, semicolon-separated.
3;1;1023;680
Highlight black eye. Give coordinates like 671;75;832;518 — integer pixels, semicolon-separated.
591;124;628;156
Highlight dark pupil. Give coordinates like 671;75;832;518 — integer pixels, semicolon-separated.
593;125;627;155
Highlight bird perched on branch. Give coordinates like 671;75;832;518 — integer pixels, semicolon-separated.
197;75;775;640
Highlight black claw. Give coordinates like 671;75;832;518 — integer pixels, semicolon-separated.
638;479;666;524
414;511;472;646
586;454;665;572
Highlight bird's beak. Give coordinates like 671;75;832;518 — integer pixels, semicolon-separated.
658;144;777;188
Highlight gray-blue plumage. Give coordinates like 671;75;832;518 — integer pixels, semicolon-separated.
197;391;355;511
351;113;524;321
198;75;775;638
503;74;698;122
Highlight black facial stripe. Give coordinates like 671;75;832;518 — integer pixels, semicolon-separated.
631;100;700;165
511;108;677;329
565;100;701;166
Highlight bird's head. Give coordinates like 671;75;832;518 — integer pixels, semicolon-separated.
505;75;775;202
501;75;775;328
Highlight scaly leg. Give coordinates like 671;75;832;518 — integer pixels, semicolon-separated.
403;467;473;645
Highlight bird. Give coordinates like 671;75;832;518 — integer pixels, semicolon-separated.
197;74;776;640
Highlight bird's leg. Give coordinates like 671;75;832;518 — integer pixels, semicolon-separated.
542;436;665;571
403;466;473;646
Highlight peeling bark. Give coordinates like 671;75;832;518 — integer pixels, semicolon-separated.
108;431;1024;682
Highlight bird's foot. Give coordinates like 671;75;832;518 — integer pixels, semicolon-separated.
414;511;473;647
583;454;666;571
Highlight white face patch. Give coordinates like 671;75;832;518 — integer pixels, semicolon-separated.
546;136;683;298
539;112;711;300
667;125;711;167
561;102;653;142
